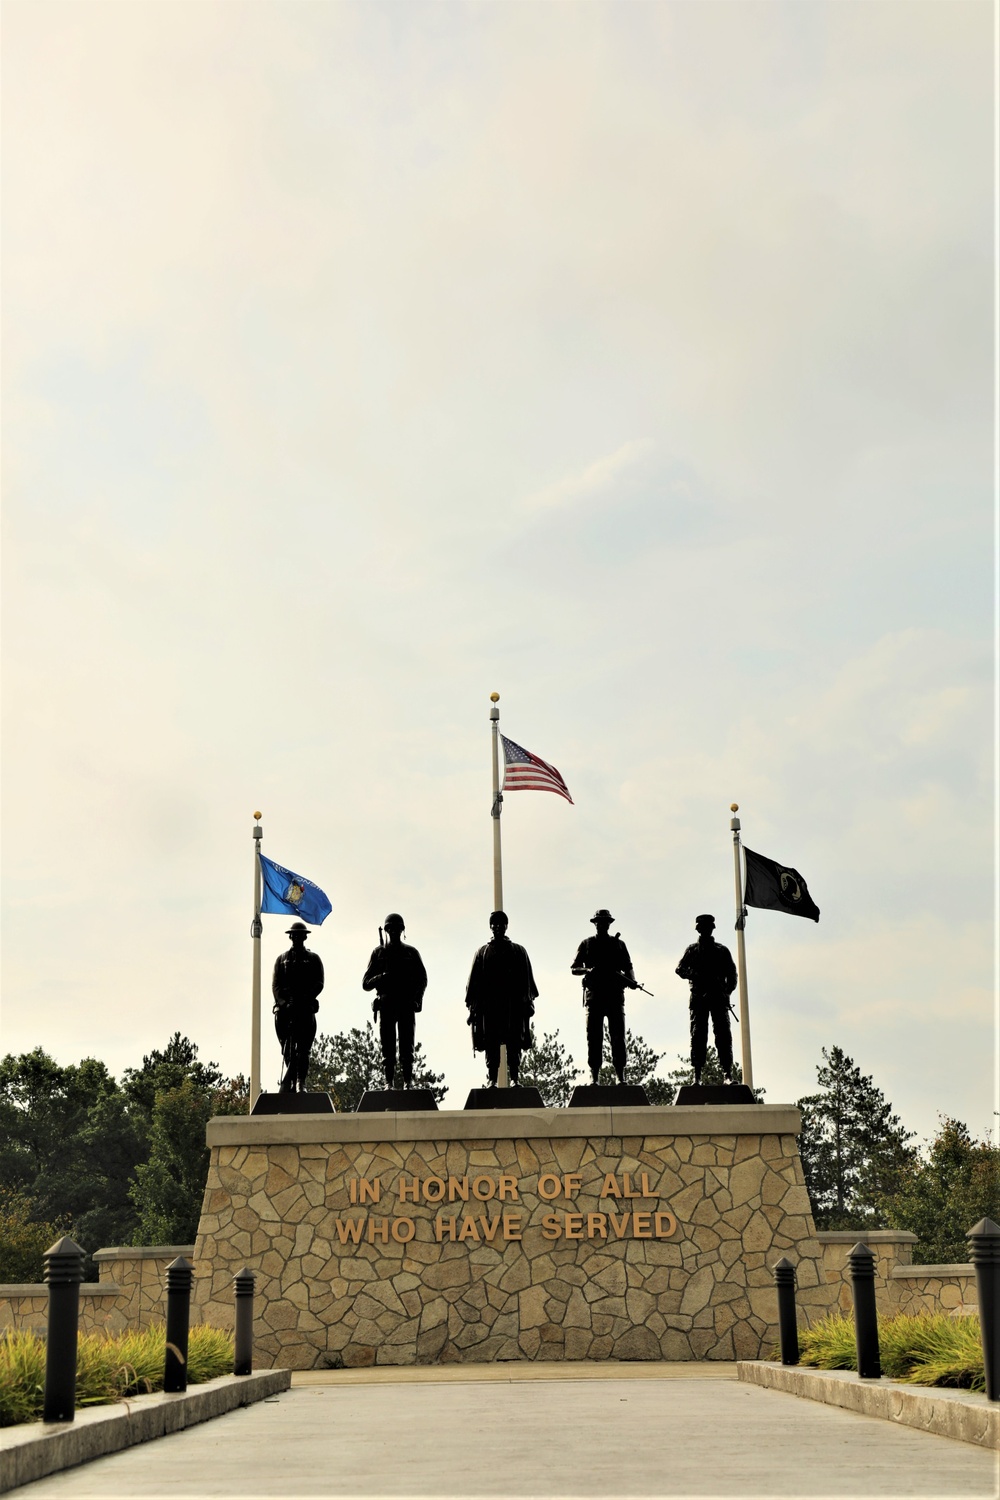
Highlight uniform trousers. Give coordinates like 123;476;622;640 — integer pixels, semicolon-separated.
586;999;626;1080
275;1005;317;1091
689;993;734;1077
378;1006;415;1087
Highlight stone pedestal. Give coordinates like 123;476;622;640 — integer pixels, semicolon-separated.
568;1084;650;1107
193;1103;830;1370
250;1093;335;1116
357;1090;438;1112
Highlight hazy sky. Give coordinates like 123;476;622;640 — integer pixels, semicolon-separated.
2;0;994;1147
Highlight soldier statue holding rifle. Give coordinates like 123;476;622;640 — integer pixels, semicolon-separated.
675;913;737;1085
571;908;640;1085
362;913;427;1089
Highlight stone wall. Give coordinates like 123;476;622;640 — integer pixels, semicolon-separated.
815;1230;919;1317
0;1285;130;1338
93;1245;195;1326
890;1265;977;1317
191;1103;841;1369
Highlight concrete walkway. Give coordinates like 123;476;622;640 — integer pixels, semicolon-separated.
14;1365;998;1500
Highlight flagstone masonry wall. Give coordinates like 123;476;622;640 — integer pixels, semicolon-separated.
190;1104;854;1369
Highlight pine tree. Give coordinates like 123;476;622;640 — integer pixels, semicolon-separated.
596;1029;674;1102
519;1031;580;1106
797;1045;915;1229
878;1118;1000;1264
306;1024;447;1110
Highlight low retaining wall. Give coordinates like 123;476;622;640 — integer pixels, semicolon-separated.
0;1285;130;1338
93;1245;195;1324
191;1103;837;1368
890;1264;977;1317
815;1230;918;1316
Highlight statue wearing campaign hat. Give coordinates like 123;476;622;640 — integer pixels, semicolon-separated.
272;921;324;1092
571;909;638;1085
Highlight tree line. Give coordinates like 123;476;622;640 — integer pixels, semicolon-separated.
1;1031;994;1281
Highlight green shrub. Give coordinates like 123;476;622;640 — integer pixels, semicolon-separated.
0;1323;233;1427
0;1190;66;1283
794;1311;984;1392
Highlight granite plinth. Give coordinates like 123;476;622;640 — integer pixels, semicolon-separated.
569;1084;650;1108
464;1086;545;1110
250;1092;335;1115
357;1090;439;1112
674;1084;757;1106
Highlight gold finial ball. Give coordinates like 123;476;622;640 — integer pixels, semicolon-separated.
730;803;739;812
253;810;262;820
490;692;500;702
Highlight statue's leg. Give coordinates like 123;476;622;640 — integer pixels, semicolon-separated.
586;1004;603;1084
398;1011;415;1088
711;996;734;1080
507;1037;521;1086
379;1010;397;1089
608;1003;626;1083
690;999;708;1085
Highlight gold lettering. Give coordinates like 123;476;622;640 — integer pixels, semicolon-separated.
640;1172;655;1197
448;1177;469;1201
564;1213;584;1239
398;1177;420;1203
587;1212;608;1238
563;1173;582;1198
424;1177;445;1203
655;1210;678;1239
335;1218;365;1244
479;1215;502;1242
472;1176;496;1201
541;1213;562;1240
458;1217;479;1242
538;1173;562;1200
435;1217;458;1242
349;1179;357;1204
621;1172;642;1199
601;1173;622;1198
367;1218;389;1243
633;1211;652;1238
392;1217;416;1243
609;1211;631;1237
502;1214;522;1241
359;1178;381;1204
498;1175;518;1200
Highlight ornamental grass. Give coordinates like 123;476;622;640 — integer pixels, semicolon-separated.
0;1324;233;1427
796;1311;984;1392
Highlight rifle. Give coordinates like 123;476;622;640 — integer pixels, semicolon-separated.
372;925;385;1020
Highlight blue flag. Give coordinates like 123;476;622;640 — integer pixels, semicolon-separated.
259;854;332;926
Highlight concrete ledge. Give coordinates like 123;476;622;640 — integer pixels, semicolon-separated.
891;1263;974;1278
207;1102;801;1145
0;1370;290;1494
737;1360;997;1449
816;1230;918;1244
92;1246;194;1263
0;1285;123;1298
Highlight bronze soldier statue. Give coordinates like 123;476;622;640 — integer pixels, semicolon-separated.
272;921;324;1092
464;911;537;1087
362;913;427;1089
675;914;737;1085
571;908;638;1085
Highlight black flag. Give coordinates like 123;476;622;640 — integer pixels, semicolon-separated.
743;846;820;922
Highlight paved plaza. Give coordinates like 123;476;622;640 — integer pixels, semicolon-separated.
13;1367;997;1500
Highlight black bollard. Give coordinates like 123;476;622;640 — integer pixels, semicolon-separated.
773;1257;799;1365
967;1217;1000;1401
848;1242;881;1379
164;1255;194;1394
42;1236;85;1423
233;1267;257;1376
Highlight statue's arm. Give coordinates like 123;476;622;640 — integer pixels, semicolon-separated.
362;949;382;991
570;940;589;975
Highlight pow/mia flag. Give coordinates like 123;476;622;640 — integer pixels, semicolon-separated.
743;846;820;922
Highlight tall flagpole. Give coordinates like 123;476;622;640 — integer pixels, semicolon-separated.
250;812;263;1110
489;692;503;908
730;803;754;1090
489;692;509;1087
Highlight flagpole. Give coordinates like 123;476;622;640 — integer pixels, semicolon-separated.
250;812;263;1111
489;692;510;1088
730;804;754;1090
489;693;503;908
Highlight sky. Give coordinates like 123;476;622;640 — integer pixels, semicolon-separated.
2;0;995;1149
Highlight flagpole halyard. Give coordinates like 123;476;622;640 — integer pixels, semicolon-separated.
730;804;754;1090
250;813;263;1110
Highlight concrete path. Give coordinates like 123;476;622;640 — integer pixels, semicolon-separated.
15;1367;997;1500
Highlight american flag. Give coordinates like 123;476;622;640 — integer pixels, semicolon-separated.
501;734;573;804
